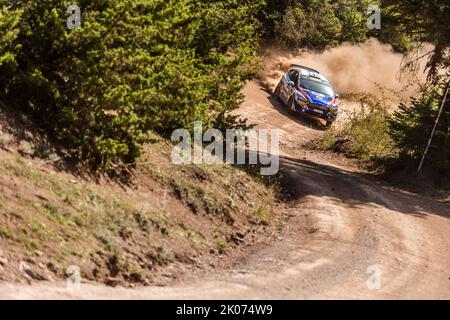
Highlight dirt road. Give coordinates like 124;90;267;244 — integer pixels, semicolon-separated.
1;81;449;299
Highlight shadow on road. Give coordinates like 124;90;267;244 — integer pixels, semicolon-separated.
257;85;325;131
278;154;450;220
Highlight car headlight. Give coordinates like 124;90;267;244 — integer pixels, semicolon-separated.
331;104;339;112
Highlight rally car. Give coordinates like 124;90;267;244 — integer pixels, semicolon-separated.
274;64;339;127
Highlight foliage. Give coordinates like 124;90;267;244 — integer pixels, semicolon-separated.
0;0;263;169
262;0;373;50
0;3;22;75
379;0;450;182
334;0;371;43
313;93;394;163
379;0;450;79
274;1;341;50
389;83;450;178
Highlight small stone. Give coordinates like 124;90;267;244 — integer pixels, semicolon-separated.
47;262;58;274
24;257;36;265
20;262;47;281
231;234;245;244
105;278;120;287
19;261;30;272
0;257;8;266
236;232;245;239
35;250;44;257
142;278;150;286
27;270;48;281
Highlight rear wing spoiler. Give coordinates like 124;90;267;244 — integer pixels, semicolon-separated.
290;64;320;74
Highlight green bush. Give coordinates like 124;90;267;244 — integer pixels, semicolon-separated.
262;0;374;50
312;93;394;164
334;0;371;43
0;4;22;75
0;0;263;169
275;0;342;50
389;83;450;177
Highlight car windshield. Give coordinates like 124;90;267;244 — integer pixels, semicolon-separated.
300;78;334;97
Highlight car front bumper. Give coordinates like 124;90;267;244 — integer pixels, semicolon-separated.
293;100;336;121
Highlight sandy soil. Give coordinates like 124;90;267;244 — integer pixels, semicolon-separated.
0;81;449;299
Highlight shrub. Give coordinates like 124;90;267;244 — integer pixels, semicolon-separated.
275;0;342;50
263;0;376;50
389;82;450;179
312;93;394;164
0;4;22;78
0;0;263;169
334;0;371;43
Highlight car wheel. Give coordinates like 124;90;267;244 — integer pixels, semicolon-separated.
325;120;333;129
274;82;282;100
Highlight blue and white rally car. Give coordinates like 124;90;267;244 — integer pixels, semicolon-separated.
274;64;339;127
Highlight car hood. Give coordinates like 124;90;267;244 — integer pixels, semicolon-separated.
302;88;334;107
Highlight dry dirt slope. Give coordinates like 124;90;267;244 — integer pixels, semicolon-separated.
1;81;449;299
0;108;279;289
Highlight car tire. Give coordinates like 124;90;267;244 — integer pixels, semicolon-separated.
274;82;282;100
325;120;333;129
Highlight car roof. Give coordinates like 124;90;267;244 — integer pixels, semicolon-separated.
290;64;331;84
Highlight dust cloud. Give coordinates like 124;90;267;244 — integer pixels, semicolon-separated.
261;38;429;104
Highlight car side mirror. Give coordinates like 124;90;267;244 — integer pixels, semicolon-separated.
335;93;340;99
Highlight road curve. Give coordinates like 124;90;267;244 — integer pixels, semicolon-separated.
0;81;449;299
